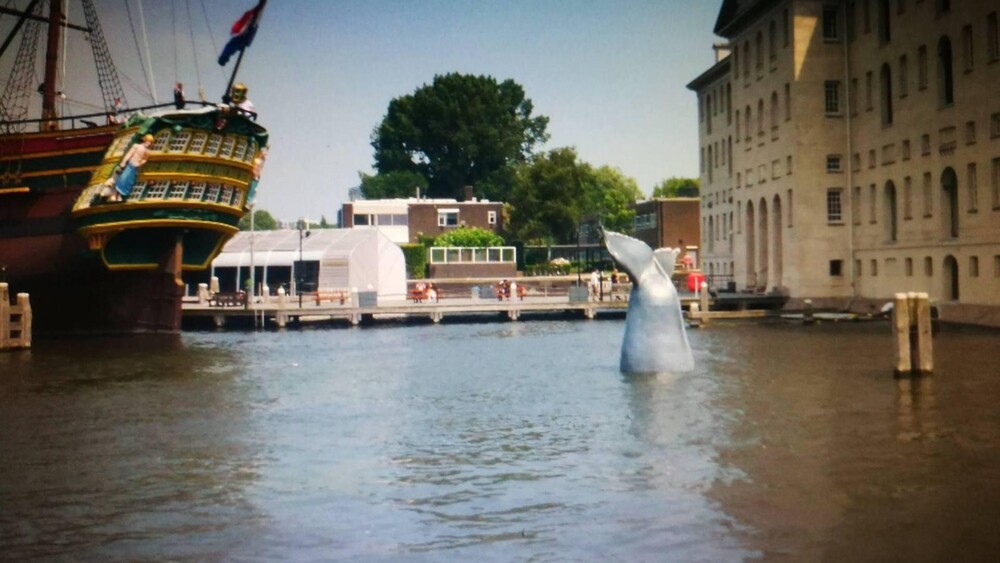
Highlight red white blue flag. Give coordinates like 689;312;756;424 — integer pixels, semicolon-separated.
218;1;266;66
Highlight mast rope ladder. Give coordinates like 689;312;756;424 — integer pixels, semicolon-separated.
81;0;126;113
0;1;42;131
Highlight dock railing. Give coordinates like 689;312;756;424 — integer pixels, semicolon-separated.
0;283;31;350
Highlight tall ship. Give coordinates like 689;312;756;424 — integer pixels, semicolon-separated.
0;0;268;333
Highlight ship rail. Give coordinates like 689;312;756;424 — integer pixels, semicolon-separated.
1;102;257;133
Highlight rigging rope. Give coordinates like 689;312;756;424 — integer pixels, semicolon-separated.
136;0;158;104
197;0;226;84
0;2;42;130
123;0;154;104
185;0;202;93
171;0;178;80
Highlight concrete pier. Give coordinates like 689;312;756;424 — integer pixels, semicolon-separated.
0;283;31;351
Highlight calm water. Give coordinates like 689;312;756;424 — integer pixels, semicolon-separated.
1;319;999;561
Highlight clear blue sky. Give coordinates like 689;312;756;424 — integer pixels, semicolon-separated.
70;1;722;223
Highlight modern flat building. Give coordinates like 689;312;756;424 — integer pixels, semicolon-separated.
689;0;1000;325
339;187;503;245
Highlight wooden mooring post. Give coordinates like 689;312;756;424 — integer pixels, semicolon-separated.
892;292;933;377
0;283;32;351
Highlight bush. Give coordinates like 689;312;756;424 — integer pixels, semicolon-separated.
433;226;504;247
400;244;427;279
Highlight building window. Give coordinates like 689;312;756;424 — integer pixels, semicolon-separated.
899;54;908;97
487;210;497;225
935;0;951;17
437;210;458;227
878;0;891;44
924;256;933;277
784;83;791;121
918;45;928;89
903;176;913;219
880;64;893;125
995;255;1000;278
788;189;794;227
827;155;843;172
783;9;790;47
824;81;842;114
923;172;933;216
869;184;877;223
853;186;862;225
855;259;862;277
905;257;913;276
869;149;876;169
967;163;978;212
830;259;843;276
989;12;999;62
865;71;873;111
938;36;955;107
823;5;840;40
827;188;844;222
852;153;861;172
743;39;751;78
898;0;906;14
902;139;911;160
992;158;1000;209
970;256;979;278
921;134;931;156
787;155;793;175
756;31;764;70
871;259;878;277
966;120;976;145
962;25;974;71
769;19;777;61
850;78;859;116
863;0;872;33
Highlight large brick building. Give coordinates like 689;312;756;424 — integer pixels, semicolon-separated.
689;0;1000;325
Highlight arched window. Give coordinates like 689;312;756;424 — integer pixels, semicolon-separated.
726;84;732;124
736;109;741;139
756;31;764;69
743;40;751;78
745;105;752;141
880;63;893;125
706;94;713;134
941;167;959;238
769;20;777;61
938;36;954;106
757;99;764;136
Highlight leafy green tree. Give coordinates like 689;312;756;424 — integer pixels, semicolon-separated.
433;226;504;247
583;165;643;235
651;177;700;198
318;215;332;228
358;170;428;200
238;208;279;231
371;73;549;200
507;147;587;244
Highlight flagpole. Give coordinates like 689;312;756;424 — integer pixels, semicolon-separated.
221;0;267;102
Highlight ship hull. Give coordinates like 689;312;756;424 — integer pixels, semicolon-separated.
1;107;268;335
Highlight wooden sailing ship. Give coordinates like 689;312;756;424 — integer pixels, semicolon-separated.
0;0;268;332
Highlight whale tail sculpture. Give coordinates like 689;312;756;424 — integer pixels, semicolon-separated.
604;230;694;374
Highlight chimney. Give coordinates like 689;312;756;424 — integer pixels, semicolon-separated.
463;185;474;202
712;42;731;63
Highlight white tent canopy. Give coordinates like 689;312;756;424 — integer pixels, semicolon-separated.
212;229;406;300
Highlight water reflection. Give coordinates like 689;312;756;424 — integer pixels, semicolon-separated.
0;335;265;560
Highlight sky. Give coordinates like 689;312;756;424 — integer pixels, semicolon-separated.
6;0;724;223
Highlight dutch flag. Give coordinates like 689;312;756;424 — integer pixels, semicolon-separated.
218;1;266;66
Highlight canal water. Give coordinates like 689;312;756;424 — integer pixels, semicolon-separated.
1;320;998;561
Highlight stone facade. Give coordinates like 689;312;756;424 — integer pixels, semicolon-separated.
690;0;1000;325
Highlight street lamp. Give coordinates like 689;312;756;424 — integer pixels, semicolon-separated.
297;219;310;308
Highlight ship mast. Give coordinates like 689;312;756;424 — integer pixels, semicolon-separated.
40;0;61;128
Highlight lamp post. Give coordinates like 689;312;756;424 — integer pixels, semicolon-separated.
297;219;310;308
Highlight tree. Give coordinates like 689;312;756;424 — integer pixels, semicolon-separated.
433;226;504;247
583;165;643;235
358;170;428;200
371;73;549;200
651;177;700;198
507;147;587;244
238;208;279;230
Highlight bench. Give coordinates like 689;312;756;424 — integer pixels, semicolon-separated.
209;291;246;307
313;290;348;305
